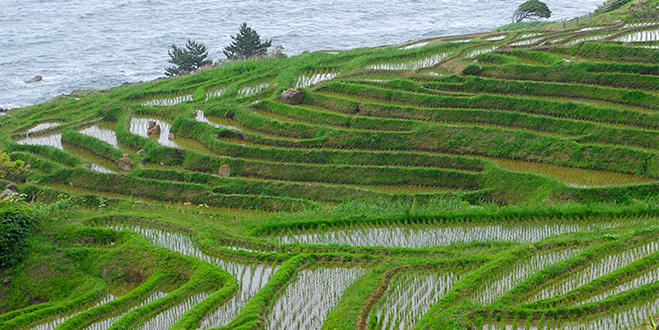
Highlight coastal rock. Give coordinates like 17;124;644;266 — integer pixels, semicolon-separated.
281;89;303;105
168;132;175;140
0;107;7;113
0;184;18;200
25;75;43;83
218;165;231;177
118;154;134;171
70;89;94;95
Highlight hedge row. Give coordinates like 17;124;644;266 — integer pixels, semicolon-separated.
307;90;659;151
317;81;659;130
45;168;318;212
254;99;421;132
61;130;124;162
132;168;386;203
434;76;659;110
176;149;482;189
471;62;659;91
5;143;80;167
173;113;485;171
548;42;659;64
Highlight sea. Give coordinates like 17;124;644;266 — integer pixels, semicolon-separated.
0;0;607;109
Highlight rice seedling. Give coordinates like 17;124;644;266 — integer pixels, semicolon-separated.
623;21;659;29
141;94;193;107
401;42;429;49
556;296;659;330
509;38;542;47
295;72;339;88
27;294;116;330
237;83;270;97
136;292;211;330
205;89;226;101
478;156;654;187
519;33;540;38
265;267;365;330
274;223;590;248
15;133;63;150
90;163;115;174
110;225;279;329
577;264;659;305
129;117;178;148
26;122;60;134
81;292;168;330
565;33;612;45
530;241;659;302
484;35;507;41
475;249;581;305
578;26;606;32
466;46;500;58
194;110;240;131
79;125;119;149
197;263;278;329
366;53;450;71
369;272;460;330
616;29;659;42
446;39;472;43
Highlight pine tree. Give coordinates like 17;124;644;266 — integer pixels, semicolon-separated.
165;40;212;77
512;0;551;23
223;23;272;60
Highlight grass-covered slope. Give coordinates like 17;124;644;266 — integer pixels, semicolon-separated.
2;1;659;329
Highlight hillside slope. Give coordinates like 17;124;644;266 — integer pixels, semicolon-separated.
1;1;659;329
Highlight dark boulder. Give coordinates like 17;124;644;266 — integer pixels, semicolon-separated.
0;184;18;200
282;89;304;105
118;154;134;171
218;165;231;177
147;121;161;135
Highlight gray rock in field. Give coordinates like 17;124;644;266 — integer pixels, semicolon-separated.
168;132;175;140
147;123;161;135
118;154;134;171
282;88;304;105
218;165;231;177
0;184;18;200
25;75;43;83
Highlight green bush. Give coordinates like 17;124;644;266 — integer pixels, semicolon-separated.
0;204;40;268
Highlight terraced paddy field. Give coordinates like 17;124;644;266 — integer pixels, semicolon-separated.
2;2;659;330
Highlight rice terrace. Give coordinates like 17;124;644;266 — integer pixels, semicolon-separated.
3;1;659;329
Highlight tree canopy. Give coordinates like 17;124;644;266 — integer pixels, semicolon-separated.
513;0;552;23
223;23;272;60
165;40;212;77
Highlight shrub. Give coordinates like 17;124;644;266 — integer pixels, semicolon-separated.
0;204;39;267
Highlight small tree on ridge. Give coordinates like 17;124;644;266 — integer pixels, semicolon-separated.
513;0;552;23
223;23;272;60
165;39;212;77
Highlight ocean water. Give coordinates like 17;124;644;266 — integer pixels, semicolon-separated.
0;0;606;109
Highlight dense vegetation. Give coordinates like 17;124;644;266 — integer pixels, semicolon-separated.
1;1;659;329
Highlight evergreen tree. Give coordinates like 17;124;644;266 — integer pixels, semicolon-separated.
223;23;272;60
165;40;212;77
512;0;551;23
